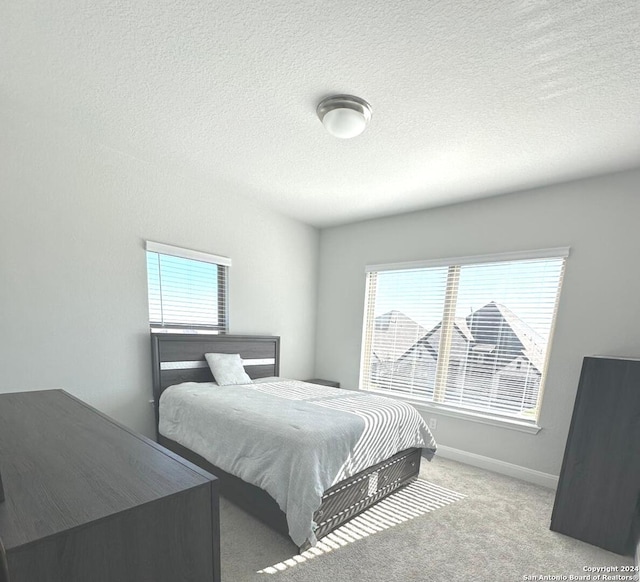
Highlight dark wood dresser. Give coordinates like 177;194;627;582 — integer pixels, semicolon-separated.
550;356;640;555
0;390;220;582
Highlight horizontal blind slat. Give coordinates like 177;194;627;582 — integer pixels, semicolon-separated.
360;254;565;421
146;250;229;332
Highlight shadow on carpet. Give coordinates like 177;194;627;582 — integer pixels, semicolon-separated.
257;479;465;575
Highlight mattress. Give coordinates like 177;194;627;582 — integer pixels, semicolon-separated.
159;378;436;546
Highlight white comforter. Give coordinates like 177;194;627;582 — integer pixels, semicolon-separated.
159;378;436;547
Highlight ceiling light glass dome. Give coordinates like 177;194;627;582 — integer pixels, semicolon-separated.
317;95;372;139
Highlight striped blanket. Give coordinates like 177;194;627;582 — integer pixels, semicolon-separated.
159;378;436;547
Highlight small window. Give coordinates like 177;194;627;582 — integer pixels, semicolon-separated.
360;248;568;422
145;241;231;333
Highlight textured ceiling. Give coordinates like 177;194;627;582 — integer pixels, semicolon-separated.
1;0;639;226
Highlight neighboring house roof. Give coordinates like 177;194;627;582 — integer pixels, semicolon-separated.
414;317;473;347
479;302;546;372
372;310;427;362
376;302;546;373
395;318;473;365
454;317;474;341
499;354;542;377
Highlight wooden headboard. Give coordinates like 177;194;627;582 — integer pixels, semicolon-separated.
151;333;280;432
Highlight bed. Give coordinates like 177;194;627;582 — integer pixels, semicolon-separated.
151;333;436;549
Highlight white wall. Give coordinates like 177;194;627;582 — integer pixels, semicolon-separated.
314;169;640;478
4;87;639;481
0;99;319;438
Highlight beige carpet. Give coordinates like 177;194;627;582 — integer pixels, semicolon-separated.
257;478;466;575
220;456;635;582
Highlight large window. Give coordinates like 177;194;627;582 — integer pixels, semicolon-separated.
360;248;568;422
145;241;231;333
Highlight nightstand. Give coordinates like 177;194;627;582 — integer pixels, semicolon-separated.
304;378;341;388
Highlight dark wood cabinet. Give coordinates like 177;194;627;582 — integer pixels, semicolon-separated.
0;390;220;582
550;356;640;555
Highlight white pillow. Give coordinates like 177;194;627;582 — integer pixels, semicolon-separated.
204;353;252;386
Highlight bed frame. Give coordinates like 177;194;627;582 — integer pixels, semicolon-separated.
151;332;421;548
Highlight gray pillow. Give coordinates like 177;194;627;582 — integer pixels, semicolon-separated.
204;353;252;386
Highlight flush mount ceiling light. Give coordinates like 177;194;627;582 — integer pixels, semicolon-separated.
317;95;372;139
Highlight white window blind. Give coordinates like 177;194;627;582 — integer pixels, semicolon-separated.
145;241;230;333
360;249;568;421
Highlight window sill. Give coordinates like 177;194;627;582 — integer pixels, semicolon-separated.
364;388;542;434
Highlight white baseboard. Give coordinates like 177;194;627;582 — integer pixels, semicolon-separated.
435;444;559;490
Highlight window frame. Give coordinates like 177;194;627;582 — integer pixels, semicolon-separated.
145;240;231;334
359;247;569;429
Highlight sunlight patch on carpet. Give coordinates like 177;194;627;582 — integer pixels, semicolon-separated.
257;480;465;574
